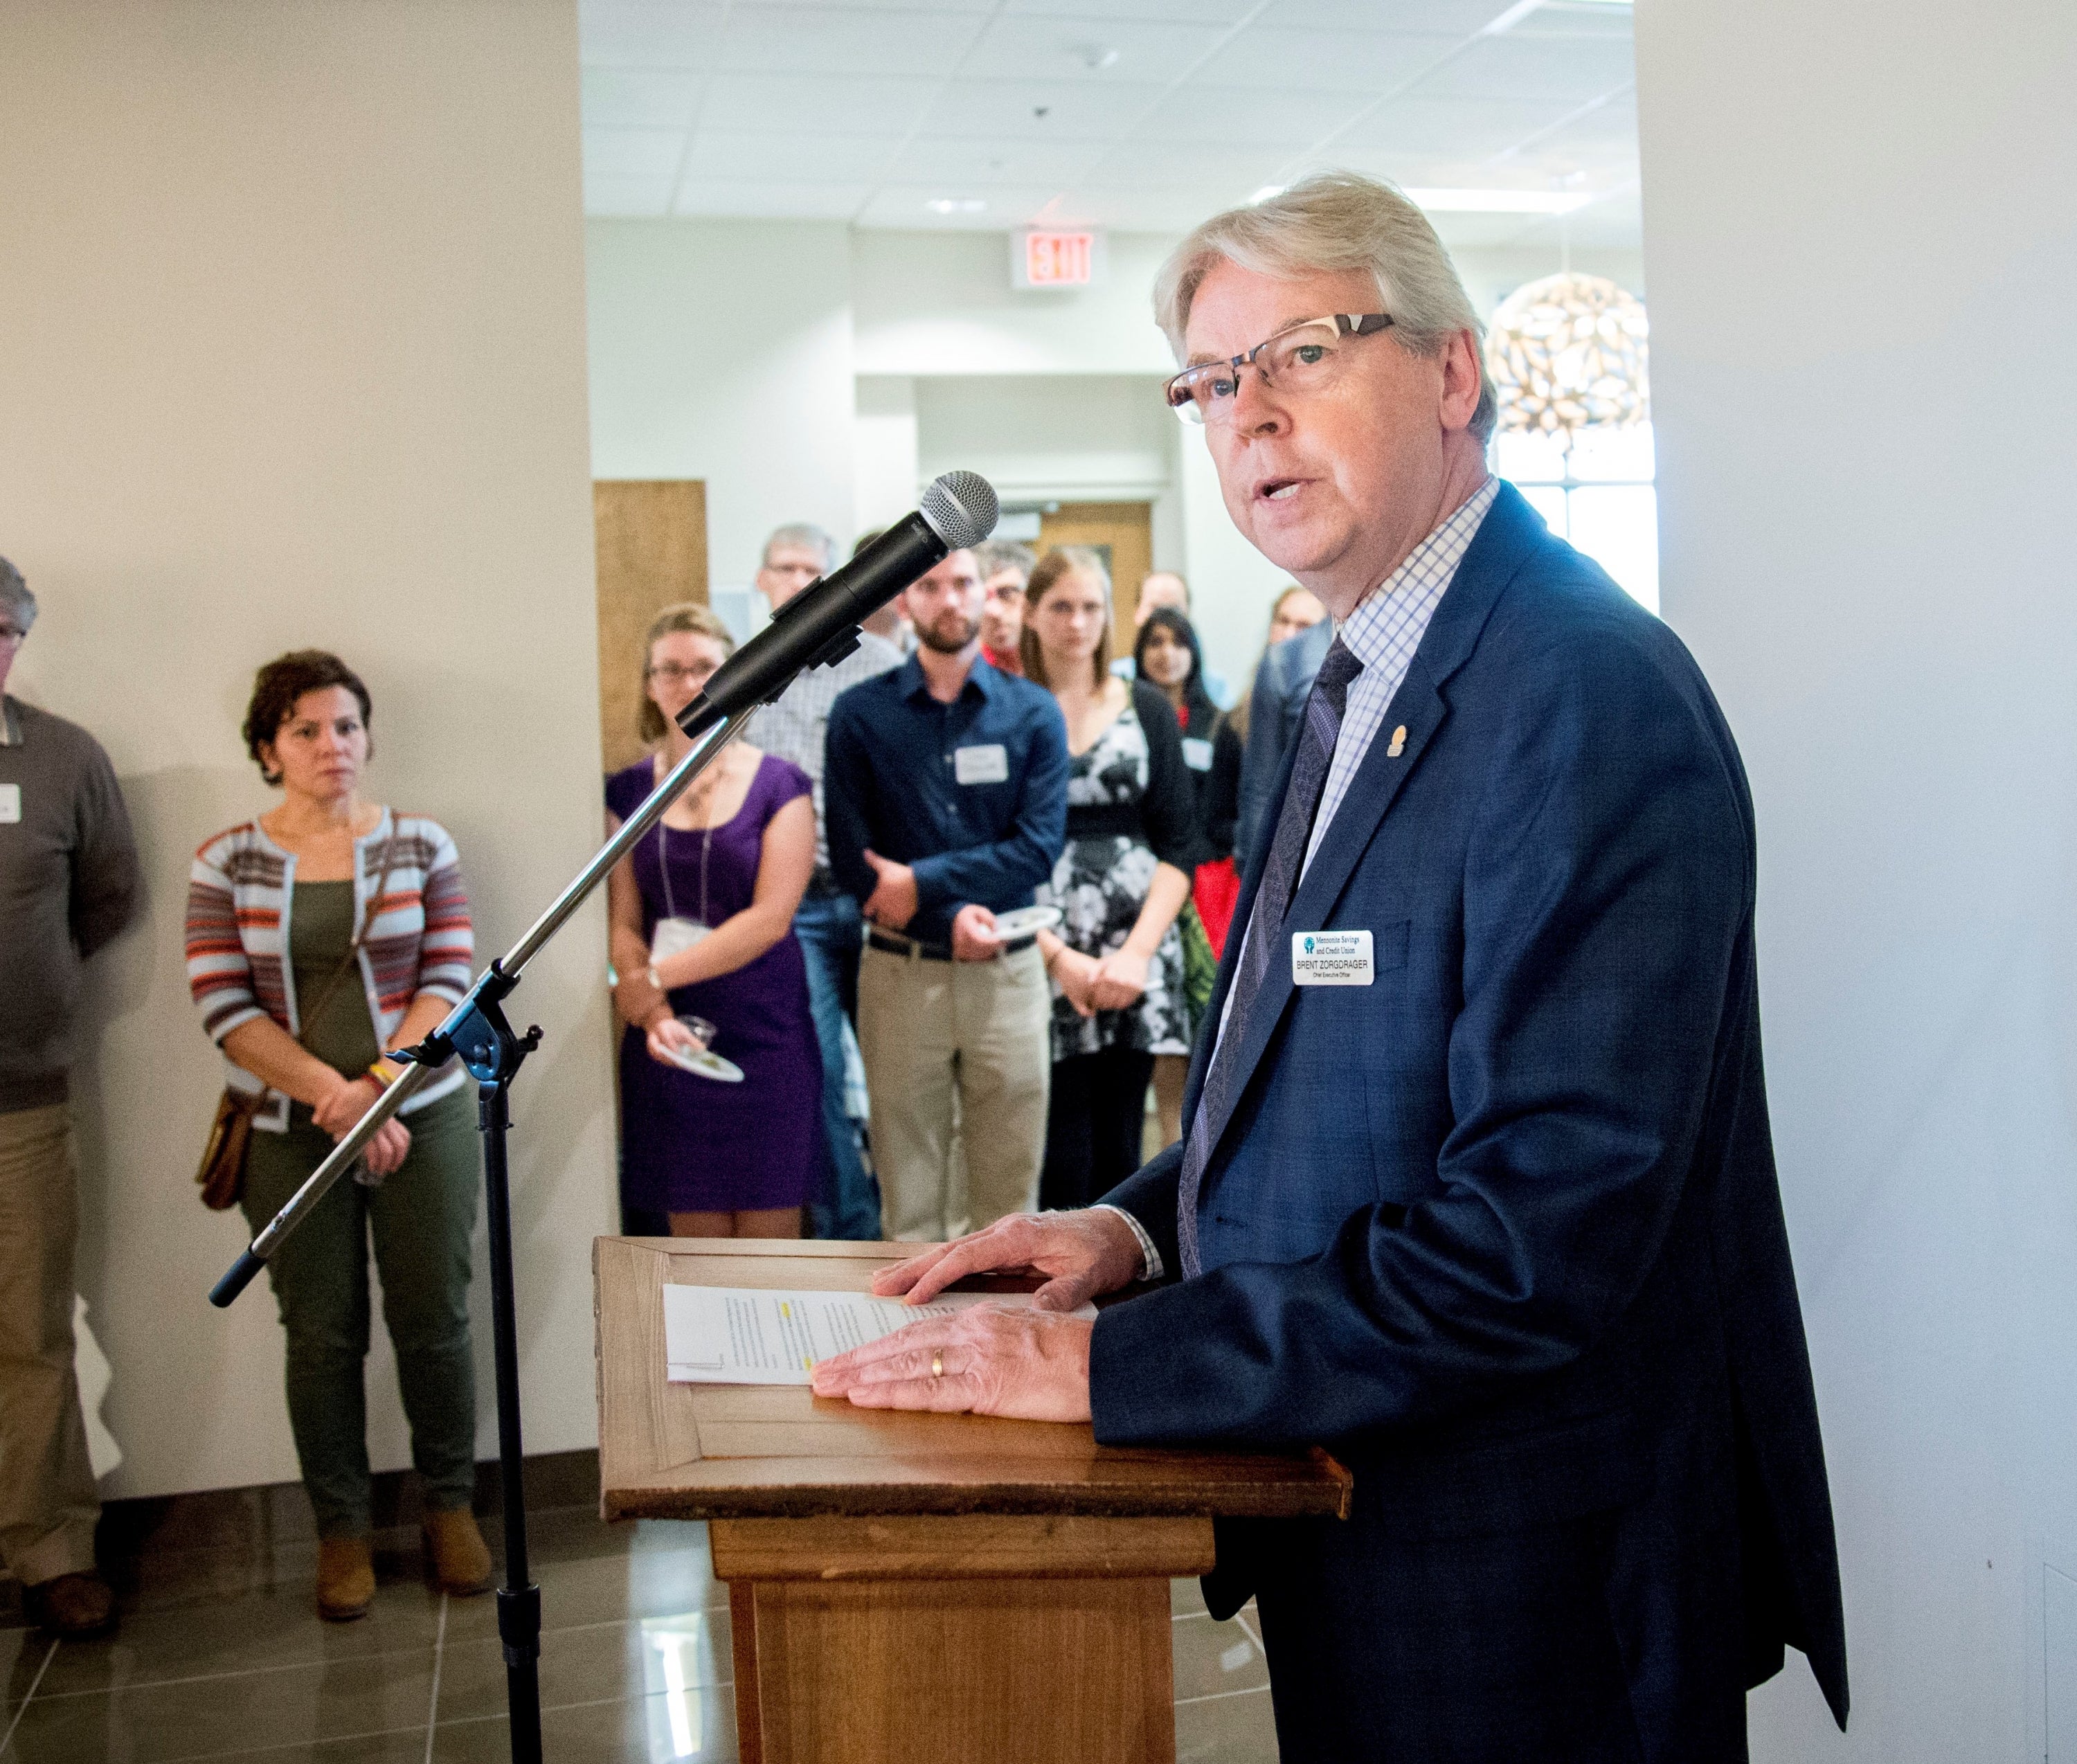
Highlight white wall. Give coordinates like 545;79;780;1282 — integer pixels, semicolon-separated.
586;218;856;588
1635;0;2077;1756
0;1;611;1500
590;222;1620;693
852;231;1179;379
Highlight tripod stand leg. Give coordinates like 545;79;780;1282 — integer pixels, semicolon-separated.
480;1077;543;1764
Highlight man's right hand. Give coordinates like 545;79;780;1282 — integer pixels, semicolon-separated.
872;1208;1147;1312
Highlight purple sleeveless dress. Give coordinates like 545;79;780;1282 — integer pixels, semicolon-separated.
608;753;822;1214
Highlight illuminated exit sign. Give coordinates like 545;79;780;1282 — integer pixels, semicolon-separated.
1011;228;1107;290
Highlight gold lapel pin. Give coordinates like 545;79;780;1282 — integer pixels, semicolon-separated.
1386;725;1407;757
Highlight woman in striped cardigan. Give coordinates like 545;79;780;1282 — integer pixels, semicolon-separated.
186;650;492;1623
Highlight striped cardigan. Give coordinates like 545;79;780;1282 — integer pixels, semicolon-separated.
185;811;474;1128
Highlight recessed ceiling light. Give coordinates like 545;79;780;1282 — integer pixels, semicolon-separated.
926;198;988;215
1403;188;1594;214
1250;186;1286;205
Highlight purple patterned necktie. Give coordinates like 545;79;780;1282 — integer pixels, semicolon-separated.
1177;636;1365;1278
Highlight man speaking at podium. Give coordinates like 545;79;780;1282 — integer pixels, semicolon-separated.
813;174;1847;1762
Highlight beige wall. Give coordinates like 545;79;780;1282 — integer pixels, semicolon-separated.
1637;0;2077;1754
0;1;613;1499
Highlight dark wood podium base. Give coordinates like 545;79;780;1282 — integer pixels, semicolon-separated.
712;1514;1217;1764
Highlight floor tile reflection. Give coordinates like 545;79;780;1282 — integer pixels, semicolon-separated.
431;1689;738;1763
1176;1683;1279;1763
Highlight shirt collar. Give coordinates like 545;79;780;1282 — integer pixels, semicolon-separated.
0;696;21;746
1336;477;1499;672
898;651;996;706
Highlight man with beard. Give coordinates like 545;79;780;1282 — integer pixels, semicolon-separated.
824;550;1069;1241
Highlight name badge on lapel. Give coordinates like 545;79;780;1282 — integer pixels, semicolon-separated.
0;783;19;824
953;744;1009;785
1180;737;1213;772
1291;930;1374;987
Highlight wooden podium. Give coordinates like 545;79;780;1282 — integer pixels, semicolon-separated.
594;1237;1349;1764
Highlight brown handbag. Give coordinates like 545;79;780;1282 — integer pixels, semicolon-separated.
195;835;399;1211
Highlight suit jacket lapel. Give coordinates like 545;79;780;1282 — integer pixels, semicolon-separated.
1185;481;1550;1174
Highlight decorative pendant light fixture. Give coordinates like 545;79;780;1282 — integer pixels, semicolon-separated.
1484;272;1650;449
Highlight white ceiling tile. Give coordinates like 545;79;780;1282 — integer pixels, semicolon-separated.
1062;186;1248;231
1337;93;1581;156
959;14;1235;84
717;6;989;78
1080;141;1290;190
1262;0;1513;31
1405;33;1633;102
696;71;942;135
1511;2;1633;39
582;126;691;179
581;66;708;129
673;179;876;219
584;172;681;217
886;136;1111;187
1002;0;1256;20
916;79;1171;143
1126;84;1378;148
854;183;1090;228
1193;26;1459;95
742;0;996;10
579;1;728;66
685;130;904;181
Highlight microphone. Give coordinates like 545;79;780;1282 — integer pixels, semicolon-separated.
684;470;998;730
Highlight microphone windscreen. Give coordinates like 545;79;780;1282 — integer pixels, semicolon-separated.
919;471;999;551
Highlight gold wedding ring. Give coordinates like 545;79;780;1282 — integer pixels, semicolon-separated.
930;1351;944;1380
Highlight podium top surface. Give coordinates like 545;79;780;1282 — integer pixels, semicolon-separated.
594;1236;1351;1524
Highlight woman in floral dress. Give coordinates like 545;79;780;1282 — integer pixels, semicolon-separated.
1018;548;1204;1209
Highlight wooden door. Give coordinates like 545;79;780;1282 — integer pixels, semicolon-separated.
1036;501;1153;658
595;480;708;776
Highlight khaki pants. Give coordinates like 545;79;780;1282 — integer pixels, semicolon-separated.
858;942;1050;1242
0;1103;100;1587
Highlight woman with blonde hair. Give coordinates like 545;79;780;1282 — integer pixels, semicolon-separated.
1019;549;1203;1207
606;604;821;1236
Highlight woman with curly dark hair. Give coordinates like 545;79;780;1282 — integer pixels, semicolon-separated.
184;650;490;1623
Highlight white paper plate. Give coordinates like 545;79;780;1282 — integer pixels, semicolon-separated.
666;1045;746;1083
986;904;1063;939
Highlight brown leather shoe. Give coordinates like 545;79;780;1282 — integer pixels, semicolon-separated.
28;1571;117;1639
316;1537;375;1622
422;1506;494;1596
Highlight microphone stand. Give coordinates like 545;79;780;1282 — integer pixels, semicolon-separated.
207;474;996;1764
210;706;747;1764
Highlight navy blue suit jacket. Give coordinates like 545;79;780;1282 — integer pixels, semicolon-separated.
1092;484;1847;1749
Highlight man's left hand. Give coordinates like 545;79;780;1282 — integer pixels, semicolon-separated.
950;903;1001;961
861;849;919;931
810;1304;1093;1423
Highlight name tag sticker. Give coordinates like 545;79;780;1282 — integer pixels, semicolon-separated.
1180;737;1214;772
1291;929;1374;987
0;783;19;824
953;744;1009;786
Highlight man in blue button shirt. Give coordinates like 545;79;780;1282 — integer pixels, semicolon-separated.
825;548;1068;1242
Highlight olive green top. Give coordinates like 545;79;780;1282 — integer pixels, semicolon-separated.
289;880;381;1078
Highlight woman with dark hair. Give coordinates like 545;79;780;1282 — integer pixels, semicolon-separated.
606;604;822;1239
1132;607;1243;1144
1020;550;1203;1207
185;650;489;1623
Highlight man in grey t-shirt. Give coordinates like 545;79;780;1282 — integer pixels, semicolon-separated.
0;557;140;1638
745;524;902;1239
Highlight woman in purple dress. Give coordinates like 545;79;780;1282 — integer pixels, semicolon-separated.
606;604;822;1236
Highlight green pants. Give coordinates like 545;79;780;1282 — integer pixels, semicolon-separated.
241;1086;480;1539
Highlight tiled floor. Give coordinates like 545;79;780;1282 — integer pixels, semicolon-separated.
1;1496;1279;1763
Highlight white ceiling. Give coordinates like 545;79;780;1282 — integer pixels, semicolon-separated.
580;0;1641;251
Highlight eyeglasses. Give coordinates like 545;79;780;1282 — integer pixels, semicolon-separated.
648;662;718;686
1165;313;1394;426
